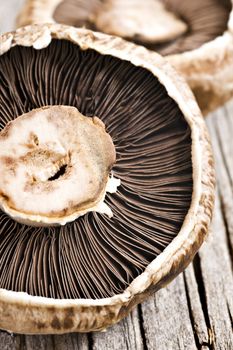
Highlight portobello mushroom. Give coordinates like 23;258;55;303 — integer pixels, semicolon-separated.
17;0;233;114
0;24;215;334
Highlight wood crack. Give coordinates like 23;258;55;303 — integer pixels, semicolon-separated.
19;335;26;350
51;335;56;350
88;333;93;350
137;304;148;350
219;191;233;273
183;273;203;349
192;255;214;349
214;123;233;189
227;302;233;327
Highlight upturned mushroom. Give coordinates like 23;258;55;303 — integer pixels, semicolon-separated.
17;0;233;115
0;24;215;334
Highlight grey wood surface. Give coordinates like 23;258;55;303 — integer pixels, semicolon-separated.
1;2;233;349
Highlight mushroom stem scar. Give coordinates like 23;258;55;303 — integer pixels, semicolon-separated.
0;105;120;226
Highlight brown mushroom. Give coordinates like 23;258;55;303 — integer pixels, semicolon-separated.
0;24;215;334
16;0;233;115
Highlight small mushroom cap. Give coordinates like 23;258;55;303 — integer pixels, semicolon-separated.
94;0;187;44
16;0;233;115
0;105;116;226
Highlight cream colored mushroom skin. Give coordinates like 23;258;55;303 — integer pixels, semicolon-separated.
94;0;187;44
0;105;117;226
168;23;233;115
16;0;233;115
0;24;215;334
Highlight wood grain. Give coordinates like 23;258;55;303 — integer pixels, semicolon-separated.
0;2;233;349
141;274;197;350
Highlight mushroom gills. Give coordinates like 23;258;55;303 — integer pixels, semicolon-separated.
0;39;192;299
54;0;231;55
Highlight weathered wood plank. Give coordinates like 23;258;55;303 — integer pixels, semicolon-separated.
0;332;21;350
184;264;209;346
196;191;233;350
209;104;233;261
141;274;197;350
195;110;233;350
92;308;143;350
52;333;89;350
24;335;54;350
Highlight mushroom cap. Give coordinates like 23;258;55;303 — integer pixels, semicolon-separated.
0;24;215;334
16;0;233;115
167;0;233;115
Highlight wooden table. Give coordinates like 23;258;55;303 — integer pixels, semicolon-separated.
1;2;233;349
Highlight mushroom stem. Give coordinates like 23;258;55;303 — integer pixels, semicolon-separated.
93;0;187;43
0;105;119;226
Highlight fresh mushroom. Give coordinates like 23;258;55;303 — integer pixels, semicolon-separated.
0;24;215;334
16;0;233;115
